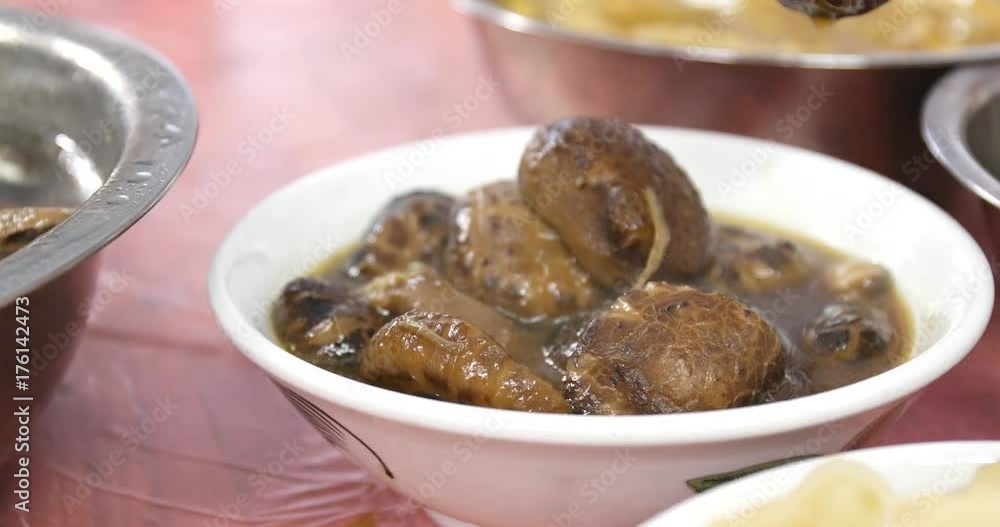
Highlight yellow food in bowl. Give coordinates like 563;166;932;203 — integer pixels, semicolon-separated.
499;0;1000;53
717;460;1000;526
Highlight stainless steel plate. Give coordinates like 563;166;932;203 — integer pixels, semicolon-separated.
0;7;198;303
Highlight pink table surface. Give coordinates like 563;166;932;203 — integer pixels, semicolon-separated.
1;1;997;526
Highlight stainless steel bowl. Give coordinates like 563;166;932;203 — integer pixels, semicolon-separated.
923;66;1000;237
0;7;197;459
453;0;1000;182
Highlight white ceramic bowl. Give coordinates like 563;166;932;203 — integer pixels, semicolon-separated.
643;441;1000;526
208;127;995;527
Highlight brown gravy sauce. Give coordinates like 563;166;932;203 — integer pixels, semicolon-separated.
286;214;913;402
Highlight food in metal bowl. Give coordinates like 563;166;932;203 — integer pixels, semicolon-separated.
272;117;913;415
0;207;70;259
499;0;1000;53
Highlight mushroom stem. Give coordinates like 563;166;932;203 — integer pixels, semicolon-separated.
633;187;670;289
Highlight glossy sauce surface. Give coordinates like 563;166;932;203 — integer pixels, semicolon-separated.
279;215;912;404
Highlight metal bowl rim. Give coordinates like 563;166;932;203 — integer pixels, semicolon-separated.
922;65;1000;210
453;0;1000;69
0;7;198;305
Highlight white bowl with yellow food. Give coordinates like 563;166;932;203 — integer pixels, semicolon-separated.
209;124;994;527
643;441;1000;526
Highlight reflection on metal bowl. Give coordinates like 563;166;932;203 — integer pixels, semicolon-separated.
0;7;198;463
923;66;1000;243
452;0;1000;186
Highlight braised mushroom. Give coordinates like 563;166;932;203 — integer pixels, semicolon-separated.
823;260;891;302
0;207;71;259
346;191;454;279
275;277;387;374
802;303;893;361
707;225;812;294
444;181;602;320
777;0;888;19
541;309;599;377
361;311;569;412
564;282;785;414
518;117;711;289
271;116;914;415
359;263;551;371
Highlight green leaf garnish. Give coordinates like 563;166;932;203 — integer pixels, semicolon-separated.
686;455;820;493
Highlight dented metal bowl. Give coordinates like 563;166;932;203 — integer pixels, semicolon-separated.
0;7;197;459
